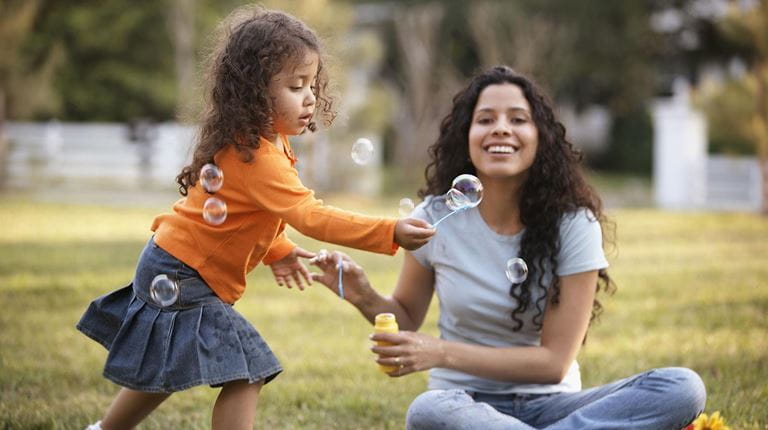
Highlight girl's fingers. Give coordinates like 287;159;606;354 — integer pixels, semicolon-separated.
291;272;305;291
299;265;313;286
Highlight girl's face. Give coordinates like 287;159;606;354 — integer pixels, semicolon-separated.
268;50;318;137
468;83;538;181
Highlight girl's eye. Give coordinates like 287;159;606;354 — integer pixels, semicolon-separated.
290;86;302;91
477;117;493;124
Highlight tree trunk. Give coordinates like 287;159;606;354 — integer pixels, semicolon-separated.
168;0;197;122
0;89;7;189
755;61;768;214
391;2;453;179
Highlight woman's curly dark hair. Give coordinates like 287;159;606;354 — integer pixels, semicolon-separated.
176;5;335;195
419;66;616;334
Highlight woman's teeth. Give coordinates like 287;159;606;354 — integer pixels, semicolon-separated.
487;145;517;154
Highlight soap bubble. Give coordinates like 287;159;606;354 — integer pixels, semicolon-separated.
451;174;483;208
445;188;471;211
351;138;374;165
398;198;415;217
505;258;528;283
150;274;179;307
200;163;224;193
203;197;227;225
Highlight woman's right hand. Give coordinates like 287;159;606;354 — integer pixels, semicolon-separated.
394;218;435;250
309;250;371;304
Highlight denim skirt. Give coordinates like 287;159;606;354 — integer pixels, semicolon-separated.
76;237;282;393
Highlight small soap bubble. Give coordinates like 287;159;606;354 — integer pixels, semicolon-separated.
445;188;471;211
203;197;227;225
451;174;483;208
505;258;528;283
200;163;224;193
398;198;415;217
351;138;374;165
150;274;179;307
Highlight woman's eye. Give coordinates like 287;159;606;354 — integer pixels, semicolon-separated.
477;118;493;124
290;86;302;91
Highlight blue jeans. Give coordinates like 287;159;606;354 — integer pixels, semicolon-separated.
406;367;705;430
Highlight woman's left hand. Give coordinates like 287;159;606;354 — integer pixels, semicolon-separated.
370;331;445;377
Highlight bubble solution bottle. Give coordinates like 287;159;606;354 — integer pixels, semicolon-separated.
374;313;399;373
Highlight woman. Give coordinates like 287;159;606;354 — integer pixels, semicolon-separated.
311;66;705;429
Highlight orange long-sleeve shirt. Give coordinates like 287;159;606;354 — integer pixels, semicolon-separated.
151;135;398;303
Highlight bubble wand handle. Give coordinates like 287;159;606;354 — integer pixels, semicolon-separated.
337;260;344;300
432;207;466;228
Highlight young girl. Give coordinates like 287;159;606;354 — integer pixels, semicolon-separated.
77;6;433;430
310;66;706;429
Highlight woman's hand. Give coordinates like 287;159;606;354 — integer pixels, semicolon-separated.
268;246;315;290
370;331;445;377
309;250;371;304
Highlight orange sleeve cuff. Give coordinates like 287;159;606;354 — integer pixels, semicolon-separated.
262;236;296;265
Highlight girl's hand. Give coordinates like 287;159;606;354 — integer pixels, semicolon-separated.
268;246;315;290
370;331;445;377
394;218;435;250
308;250;371;304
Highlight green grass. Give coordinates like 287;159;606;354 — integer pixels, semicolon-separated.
1;197;766;429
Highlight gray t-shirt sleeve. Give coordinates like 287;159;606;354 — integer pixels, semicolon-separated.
556;209;609;276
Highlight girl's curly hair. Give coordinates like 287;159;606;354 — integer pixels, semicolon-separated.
419;66;616;333
176;6;335;195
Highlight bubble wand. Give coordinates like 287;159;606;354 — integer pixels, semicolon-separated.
337;260;344;300
431;206;468;227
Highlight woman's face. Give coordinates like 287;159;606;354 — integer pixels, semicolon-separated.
268;50;318;137
468;83;538;181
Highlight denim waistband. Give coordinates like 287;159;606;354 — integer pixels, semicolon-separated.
133;237;224;310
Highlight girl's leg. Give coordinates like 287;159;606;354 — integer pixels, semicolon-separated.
211;379;264;430
406;389;535;430
99;388;171;430
523;367;706;430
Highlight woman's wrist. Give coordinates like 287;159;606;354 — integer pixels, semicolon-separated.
347;279;376;308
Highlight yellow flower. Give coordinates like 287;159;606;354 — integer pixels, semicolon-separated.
690;411;731;430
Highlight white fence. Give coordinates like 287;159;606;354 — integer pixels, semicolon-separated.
3;122;195;190
1;122;383;200
652;80;763;212
705;155;763;211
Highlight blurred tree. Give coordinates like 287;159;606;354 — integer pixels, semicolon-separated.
168;0;198;122
716;0;768;213
0;0;63;188
0;0;64;120
46;0;178;121
466;0;660;174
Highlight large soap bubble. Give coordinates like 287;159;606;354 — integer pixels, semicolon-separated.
450;174;483;208
433;174;484;227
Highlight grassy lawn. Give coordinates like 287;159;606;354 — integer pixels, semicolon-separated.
0;196;766;429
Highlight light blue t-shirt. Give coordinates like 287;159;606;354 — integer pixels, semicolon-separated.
410;195;609;394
